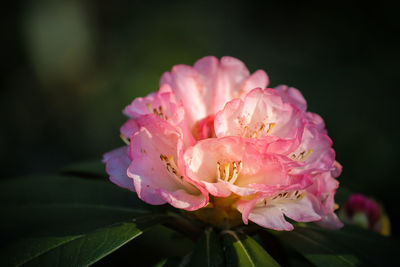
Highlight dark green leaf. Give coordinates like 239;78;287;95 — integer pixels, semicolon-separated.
60;160;108;178
188;228;224;267
0;175;165;266
334;185;352;204
0;175;152;211
222;231;280;267
19;215;165;267
153;257;184;267
0;175;158;242
274;224;399;267
97;225;194;266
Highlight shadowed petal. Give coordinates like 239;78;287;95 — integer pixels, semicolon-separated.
103;146;134;192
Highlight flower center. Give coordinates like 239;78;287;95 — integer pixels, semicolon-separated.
216;160;243;184
193;194;243;229
192;114;216;140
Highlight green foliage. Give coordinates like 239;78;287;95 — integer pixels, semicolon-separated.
188;228;224;267
0;169;398;266
17;218;162;267
273;224;399;266
0;175;165;266
222;231;280;267
60;160;108;179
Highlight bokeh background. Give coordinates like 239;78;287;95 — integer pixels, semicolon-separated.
2;1;399;236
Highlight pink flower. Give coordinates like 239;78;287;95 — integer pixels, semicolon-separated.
103;56;343;230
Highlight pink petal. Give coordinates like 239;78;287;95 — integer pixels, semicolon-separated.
239;70;269;97
158;188;208;211
248;206;294;231
123;93;156;118
306;112;327;134
235;196;260;224
289;124;335;175
124;84;174;119
200;181;232;197
220;180;258;197
124;84;195;147
103;146;135;192
214;98;243;138
194;56;266;113
120;119;139;140
315;213;344;229
280;194;322;222
193;56;219;112
305;170;343;229
275;85;307;112
235;181;325;230
331;161;343;178
211;56;250;112
160;65;207;125
235;153;291;188
127;115;207;209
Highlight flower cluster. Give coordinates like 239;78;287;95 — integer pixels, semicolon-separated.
103;56;343;230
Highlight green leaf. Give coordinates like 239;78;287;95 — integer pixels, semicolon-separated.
98;225;194;266
0;175;165;266
0;175;151;211
153;257;184;267
0;175;158;242
333;185;352;204
60;159;108;178
222;231;280;267
188;228;224;267
274;224;400;267
15;215;164;267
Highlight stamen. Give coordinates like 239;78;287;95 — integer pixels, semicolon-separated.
296;192;305;200
147;104;168;120
290;149;314;161
266;123;275;134
230;162;239;184
216;160;243;184
258;190;306;208
223;163;230;181
160;154;183;182
217;162;221;180
146;103;153;113
244;122;275;138
243;126;249;137
120;134;130;145
166;155;179;171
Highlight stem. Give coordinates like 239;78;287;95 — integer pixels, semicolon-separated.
163;212;202;241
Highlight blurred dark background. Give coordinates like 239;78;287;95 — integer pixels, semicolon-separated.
2;1;399;236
